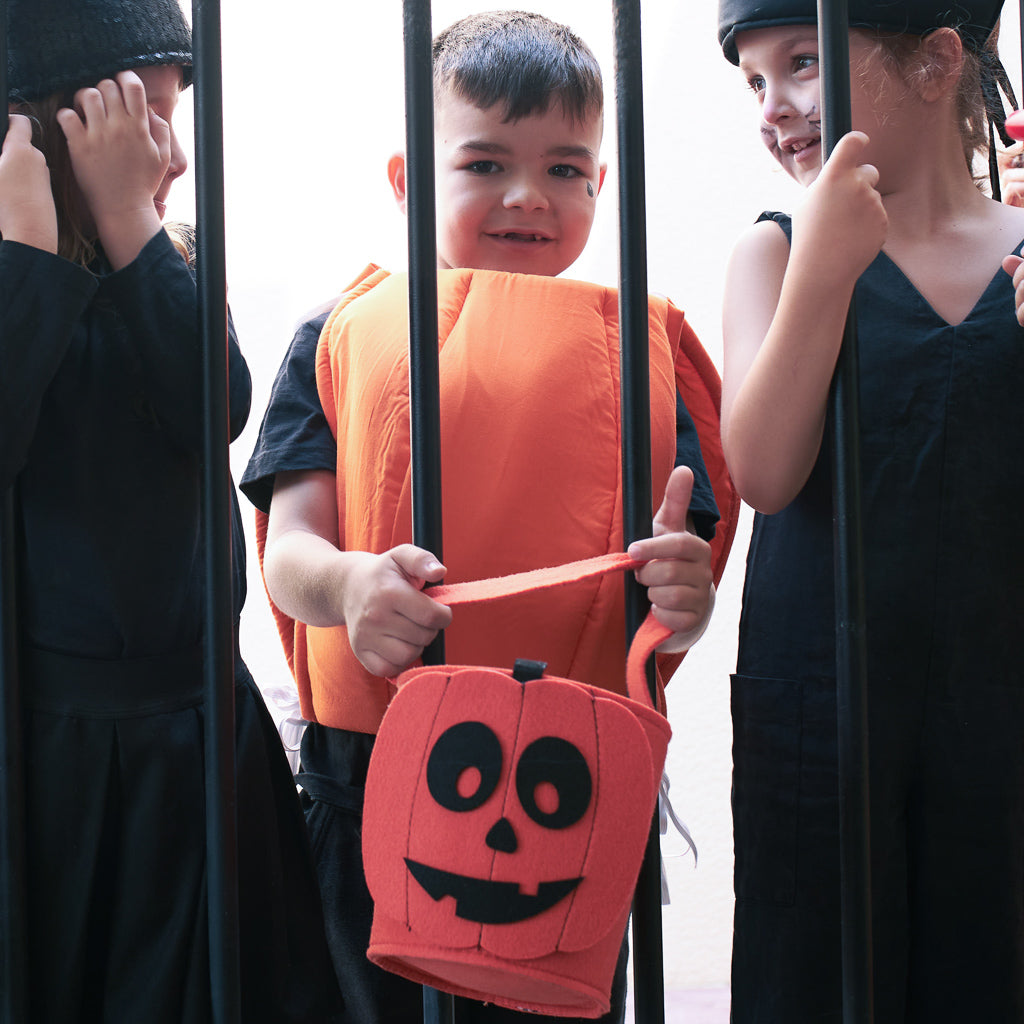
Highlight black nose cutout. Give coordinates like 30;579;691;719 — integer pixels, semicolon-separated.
485;817;518;853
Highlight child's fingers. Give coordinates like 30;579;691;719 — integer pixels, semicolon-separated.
630;536;712;598
356;633;437;679
76;82;112;123
627;466;695;563
147;108;171;161
115;70;149;120
2;113;32;150
1005;254;1024;326
385;545;453;631
650;601;706;638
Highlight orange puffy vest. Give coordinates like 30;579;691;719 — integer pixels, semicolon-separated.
258;267;737;734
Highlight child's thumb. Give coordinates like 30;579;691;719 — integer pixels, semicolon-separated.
652;465;695;537
827;130;870;169
391;544;446;587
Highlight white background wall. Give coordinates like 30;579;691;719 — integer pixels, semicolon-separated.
164;0;1022;997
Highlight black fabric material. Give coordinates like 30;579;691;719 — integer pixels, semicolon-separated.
8;0;193;101
730;212;1024;1021
718;0;1004;62
1;232;342;1022
2;233;249;655
299;722;628;1024
240;305;337;514
25;665;342;1023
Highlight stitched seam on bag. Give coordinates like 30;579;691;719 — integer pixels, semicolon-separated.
405;671;453;926
555;687;600;950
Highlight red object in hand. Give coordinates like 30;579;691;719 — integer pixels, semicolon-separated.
1006;110;1024;143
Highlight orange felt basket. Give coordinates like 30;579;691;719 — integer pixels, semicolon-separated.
362;553;672;1019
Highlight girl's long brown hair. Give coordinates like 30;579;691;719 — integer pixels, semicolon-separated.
11;91;191;268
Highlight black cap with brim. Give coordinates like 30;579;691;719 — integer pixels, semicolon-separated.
8;0;193;102
719;0;1005;63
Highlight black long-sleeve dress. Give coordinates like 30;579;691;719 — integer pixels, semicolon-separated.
0;231;341;1023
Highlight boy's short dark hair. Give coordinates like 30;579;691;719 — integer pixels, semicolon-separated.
432;11;603;124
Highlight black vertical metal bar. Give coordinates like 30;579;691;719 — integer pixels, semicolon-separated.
404;0;445;663
613;3;665;1022
817;1;874;1020
402;4;453;1022
0;5;28;1020
0;481;23;1024
192;1;240;1022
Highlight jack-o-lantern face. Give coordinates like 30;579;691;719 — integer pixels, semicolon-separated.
363;664;670;961
405;723;592;924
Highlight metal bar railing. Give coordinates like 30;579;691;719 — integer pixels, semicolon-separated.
612;3;666;1023
192;1;241;1022
0;4;29;1020
816;0;874;1020
401;3;455;1022
403;0;445;668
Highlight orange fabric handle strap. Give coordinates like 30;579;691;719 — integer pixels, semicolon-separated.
427;552;672;709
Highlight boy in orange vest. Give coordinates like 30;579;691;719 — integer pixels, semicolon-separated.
242;12;733;1023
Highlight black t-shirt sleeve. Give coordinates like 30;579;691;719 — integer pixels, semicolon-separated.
240;309;337;513
675;390;720;542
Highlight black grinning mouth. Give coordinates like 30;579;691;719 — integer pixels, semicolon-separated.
405;859;582;924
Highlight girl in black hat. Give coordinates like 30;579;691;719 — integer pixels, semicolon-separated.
717;0;1024;1019
0;1;341;1020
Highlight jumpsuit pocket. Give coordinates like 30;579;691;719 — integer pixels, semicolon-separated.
731;674;803;906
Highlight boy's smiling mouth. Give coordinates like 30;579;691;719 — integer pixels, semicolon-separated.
490;231;552;242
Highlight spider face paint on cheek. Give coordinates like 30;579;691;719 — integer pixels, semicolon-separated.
760;122;781;159
586;181;594;198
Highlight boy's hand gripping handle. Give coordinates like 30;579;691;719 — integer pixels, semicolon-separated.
427;552;672;710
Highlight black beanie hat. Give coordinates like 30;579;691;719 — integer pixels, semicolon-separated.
718;0;1006;63
8;0;193;102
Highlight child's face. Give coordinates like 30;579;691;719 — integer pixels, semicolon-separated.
737;26;824;187
428;93;605;276
135;64;188;220
736;26;899;189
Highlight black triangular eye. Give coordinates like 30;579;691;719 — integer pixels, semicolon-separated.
516;737;592;829
426;721;502;812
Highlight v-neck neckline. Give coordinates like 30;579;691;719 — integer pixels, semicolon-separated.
872;235;1024;329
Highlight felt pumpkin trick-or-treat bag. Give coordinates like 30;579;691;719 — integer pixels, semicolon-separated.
362;553;673;1019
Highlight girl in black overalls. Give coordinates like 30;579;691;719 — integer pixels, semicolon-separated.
717;0;1024;1019
0;1;340;1019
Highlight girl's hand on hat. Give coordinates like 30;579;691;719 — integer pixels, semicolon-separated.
628;466;714;652
0;114;58;254
56;71;170;266
341;546;453;678
791;131;887;290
